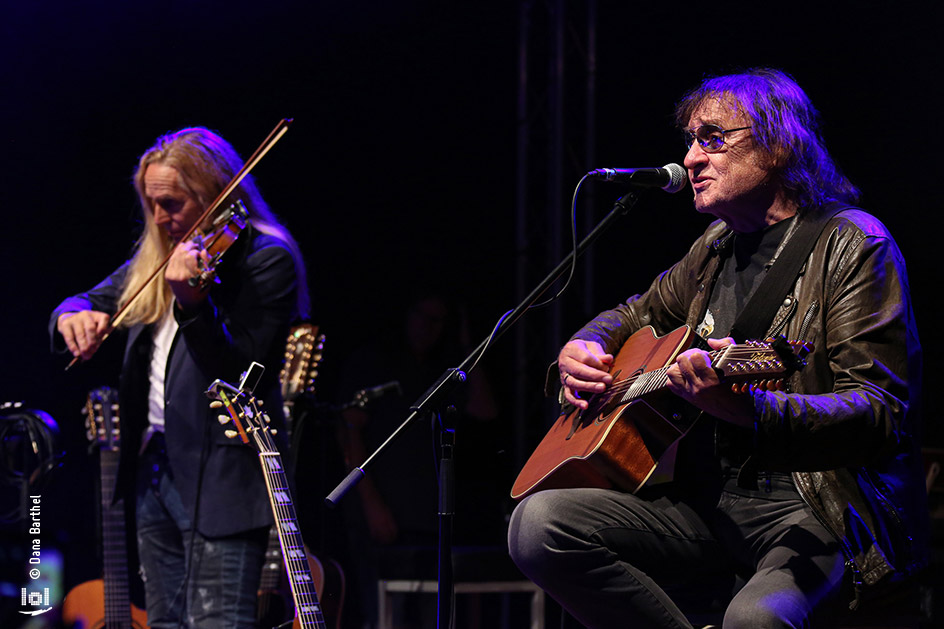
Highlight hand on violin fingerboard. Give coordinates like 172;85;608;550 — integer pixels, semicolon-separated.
57;311;110;361
165;239;212;310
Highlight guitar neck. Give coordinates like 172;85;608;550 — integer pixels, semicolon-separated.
258;447;326;629
100;449;133;627
616;354;710;403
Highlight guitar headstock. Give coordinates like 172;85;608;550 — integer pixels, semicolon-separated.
84;387;121;452
714;337;813;393
206;363;278;454
279;323;325;403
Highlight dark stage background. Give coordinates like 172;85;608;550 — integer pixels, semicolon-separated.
1;1;941;626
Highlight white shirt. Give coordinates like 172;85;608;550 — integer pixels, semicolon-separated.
147;306;179;432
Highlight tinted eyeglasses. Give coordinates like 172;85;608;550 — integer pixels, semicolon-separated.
683;124;752;153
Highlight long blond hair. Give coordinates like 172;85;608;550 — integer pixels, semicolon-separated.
117;127;310;326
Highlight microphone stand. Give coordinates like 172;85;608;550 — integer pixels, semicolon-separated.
325;189;642;628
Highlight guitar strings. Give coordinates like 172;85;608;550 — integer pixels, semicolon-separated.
585;345;786;411
253;410;326;627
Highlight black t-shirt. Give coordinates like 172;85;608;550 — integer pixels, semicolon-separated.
690;217;799;499
696;217;795;340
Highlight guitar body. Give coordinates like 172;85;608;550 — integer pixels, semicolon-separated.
512;325;811;500
62;579;148;629
512;326;695;499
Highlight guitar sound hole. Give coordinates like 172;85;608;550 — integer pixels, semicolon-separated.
594;368;633;422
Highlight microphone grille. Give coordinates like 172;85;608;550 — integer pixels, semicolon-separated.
661;163;688;193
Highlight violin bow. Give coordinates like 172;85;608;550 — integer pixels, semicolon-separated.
65;118;293;370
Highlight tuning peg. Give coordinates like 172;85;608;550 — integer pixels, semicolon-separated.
269;429;278;436
218;415;231;425
224;430;239;439
210;400;223;409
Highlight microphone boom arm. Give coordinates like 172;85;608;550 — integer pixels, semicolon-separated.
324;188;643;507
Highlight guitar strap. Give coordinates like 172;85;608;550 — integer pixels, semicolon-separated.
723;202;848;490
728;202;849;343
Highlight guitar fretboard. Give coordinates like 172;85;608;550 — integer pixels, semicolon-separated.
257;440;326;629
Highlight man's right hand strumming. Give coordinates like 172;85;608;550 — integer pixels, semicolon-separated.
557;339;614;410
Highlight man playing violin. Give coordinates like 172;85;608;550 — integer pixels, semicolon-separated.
508;69;927;628
50;127;310;628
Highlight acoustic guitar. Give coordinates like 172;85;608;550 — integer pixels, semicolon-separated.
63;387;149;628
208;365;328;629
511;325;811;500
257;324;344;629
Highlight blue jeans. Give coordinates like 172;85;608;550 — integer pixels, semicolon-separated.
508;476;845;629
136;436;268;629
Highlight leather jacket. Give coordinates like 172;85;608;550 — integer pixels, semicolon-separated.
565;206;928;607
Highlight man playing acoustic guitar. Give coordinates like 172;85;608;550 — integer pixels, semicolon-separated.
508;69;927;628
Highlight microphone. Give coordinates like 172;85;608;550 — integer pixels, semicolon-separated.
587;163;687;193
352;380;402;408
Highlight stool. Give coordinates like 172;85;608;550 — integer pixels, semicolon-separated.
377;579;545;629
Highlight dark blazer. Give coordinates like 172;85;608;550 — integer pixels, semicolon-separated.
50;227;299;537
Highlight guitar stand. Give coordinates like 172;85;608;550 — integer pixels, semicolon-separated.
325;189;644;628
436;405;457;628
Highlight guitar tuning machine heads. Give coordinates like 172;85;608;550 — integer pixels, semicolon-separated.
209;400;223;409
218;415;231;425
224;430;239;439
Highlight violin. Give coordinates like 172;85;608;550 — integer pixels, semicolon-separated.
188;199;250;290
65;119;292;370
